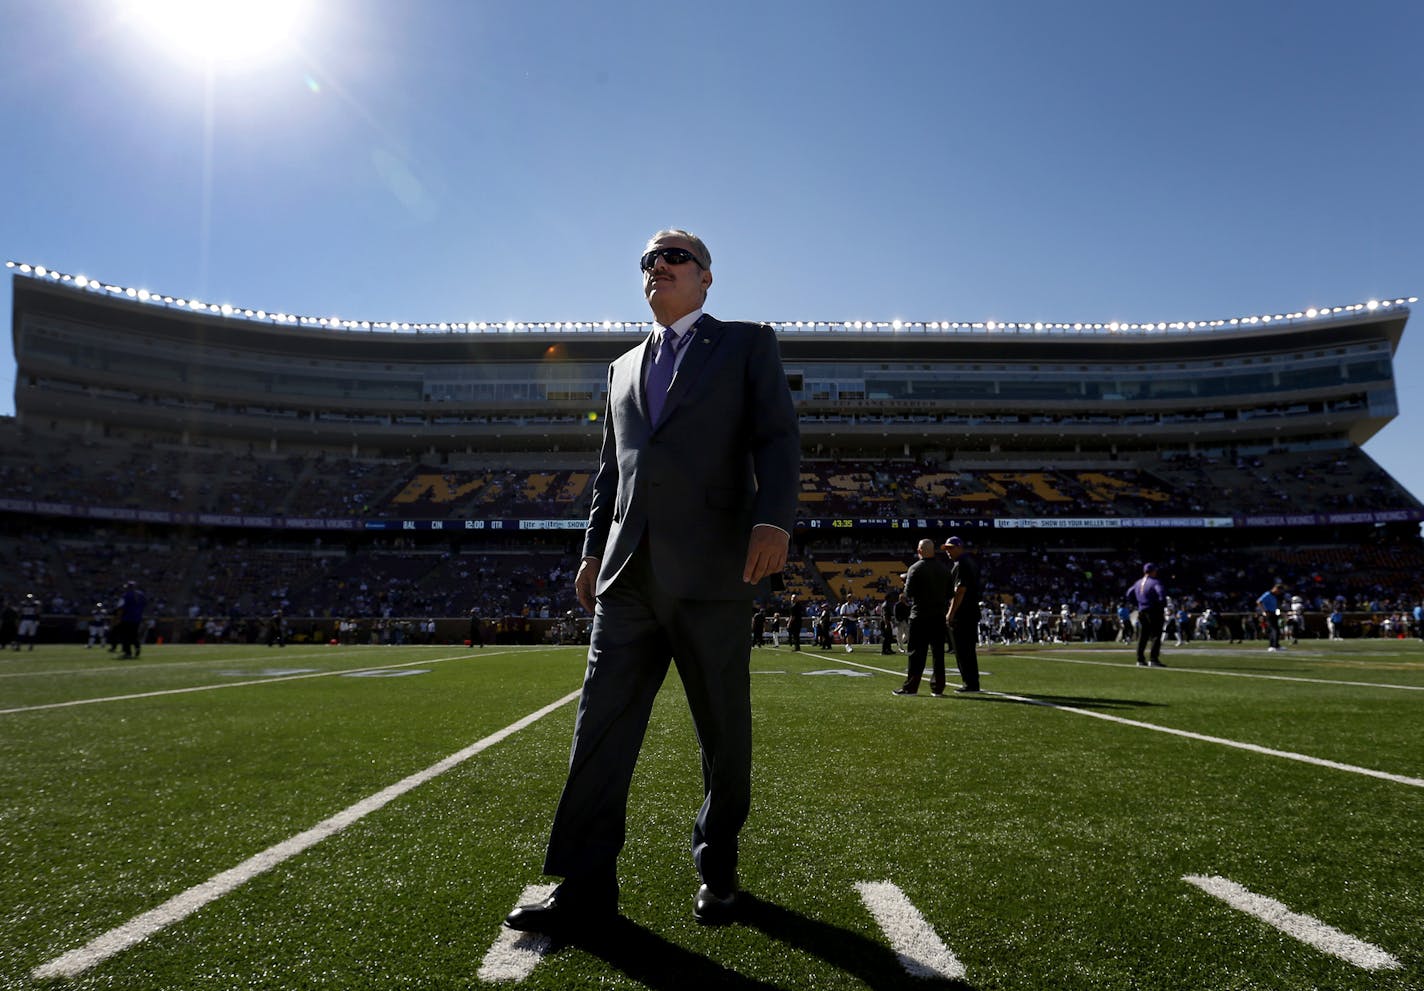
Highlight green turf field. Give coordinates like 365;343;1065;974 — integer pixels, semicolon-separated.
2;638;1420;989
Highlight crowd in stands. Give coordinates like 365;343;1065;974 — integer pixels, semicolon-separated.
894;464;1191;519
3;424;1417;525
3;424;1422;639
282;456;409;519
1151;451;1407;516
171;544;583;623
53;538;179;619
793;450;1417;522
389;468;594;519
797;537;1424;644
6;519;1420;640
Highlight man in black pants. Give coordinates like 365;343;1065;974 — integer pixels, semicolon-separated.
116;582;147;659
1257;582;1285;652
945;536;984;692
1127;563;1167;667
787;594;804;651
880;589;901;655
893;539;952;696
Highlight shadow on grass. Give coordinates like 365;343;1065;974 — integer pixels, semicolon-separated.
566;917;780;989
565;893;974;990
977;692;1165;711
740;893;974;990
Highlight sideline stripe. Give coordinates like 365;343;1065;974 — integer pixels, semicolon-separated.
31;689;582;980
855;881;965;980
837;658;915;678
0;650;523;715
1183;875;1400;971
0;649;340;680
834;656;1424;789
477;884;557;983
991;689;1424;789
997;651;1424;692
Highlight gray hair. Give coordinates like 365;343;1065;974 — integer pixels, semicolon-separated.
647;229;711;269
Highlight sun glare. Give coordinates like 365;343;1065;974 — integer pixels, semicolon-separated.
123;0;308;66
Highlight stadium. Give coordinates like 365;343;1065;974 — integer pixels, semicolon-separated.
4;261;1423;990
3;260;1421;645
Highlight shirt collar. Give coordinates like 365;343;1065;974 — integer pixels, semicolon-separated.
661;308;704;339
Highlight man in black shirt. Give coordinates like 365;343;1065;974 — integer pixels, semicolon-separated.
944;537;983;693
815;601;834;650
880;589;901;655
893;539;953;696
787;594;804;651
1128;564;1168;666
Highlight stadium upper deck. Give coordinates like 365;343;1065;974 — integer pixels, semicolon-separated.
8;261;1415;459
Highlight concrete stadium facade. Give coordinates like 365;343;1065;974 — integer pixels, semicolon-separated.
9;266;1412;464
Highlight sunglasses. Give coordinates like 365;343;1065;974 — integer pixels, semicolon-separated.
640;247;703;272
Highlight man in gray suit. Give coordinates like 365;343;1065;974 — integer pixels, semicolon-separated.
506;229;800;934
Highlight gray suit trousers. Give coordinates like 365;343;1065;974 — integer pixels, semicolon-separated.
544;537;752;894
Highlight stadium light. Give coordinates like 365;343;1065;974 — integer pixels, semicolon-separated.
5;259;1414;341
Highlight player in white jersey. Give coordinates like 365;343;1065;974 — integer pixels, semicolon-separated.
87;602;109;648
17;593;41;650
1287;595;1306;644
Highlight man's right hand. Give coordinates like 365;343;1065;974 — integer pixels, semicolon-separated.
575;557;600;613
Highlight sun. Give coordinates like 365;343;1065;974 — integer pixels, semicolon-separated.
122;0;308;67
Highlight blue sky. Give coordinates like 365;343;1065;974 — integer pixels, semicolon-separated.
3;1;1421;499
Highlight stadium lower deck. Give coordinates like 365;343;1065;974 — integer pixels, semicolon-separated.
2;425;1420;647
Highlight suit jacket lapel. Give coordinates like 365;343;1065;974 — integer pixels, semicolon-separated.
657;315;722;428
635;330;658;425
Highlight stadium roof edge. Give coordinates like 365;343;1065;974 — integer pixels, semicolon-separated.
7;260;1414;350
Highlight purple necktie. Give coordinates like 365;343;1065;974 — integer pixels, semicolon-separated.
646;326;690;424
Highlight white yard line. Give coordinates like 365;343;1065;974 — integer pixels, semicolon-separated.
0;650;521;715
1183;875;1400;971
835;656;1424;789
855;881;966;980
836;658;912;678
31;688;583;980
996;651;1424;692
0;649;339;679
477;884;558;983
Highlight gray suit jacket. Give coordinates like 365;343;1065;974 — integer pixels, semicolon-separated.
582;315;800;600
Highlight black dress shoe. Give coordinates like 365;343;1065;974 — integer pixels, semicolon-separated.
504;887;616;934
693;884;740;926
953;685;979;693
891;687;917;696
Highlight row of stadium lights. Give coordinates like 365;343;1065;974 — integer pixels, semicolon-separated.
8;261;1416;335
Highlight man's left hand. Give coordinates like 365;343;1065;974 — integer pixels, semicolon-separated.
743;524;789;584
